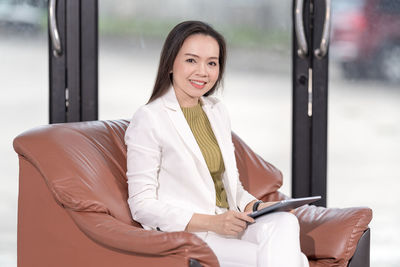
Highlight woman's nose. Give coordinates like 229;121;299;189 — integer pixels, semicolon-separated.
196;62;207;76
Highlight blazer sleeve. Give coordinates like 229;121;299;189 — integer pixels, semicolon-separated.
125;106;194;232
218;103;257;212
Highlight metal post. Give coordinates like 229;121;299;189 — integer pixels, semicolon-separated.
49;0;98;123
292;0;328;207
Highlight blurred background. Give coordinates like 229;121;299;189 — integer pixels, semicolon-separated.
0;0;399;266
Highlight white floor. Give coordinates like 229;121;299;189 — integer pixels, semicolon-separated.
1;35;399;267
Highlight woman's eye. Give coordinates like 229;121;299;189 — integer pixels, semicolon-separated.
186;58;195;63
209;61;217;66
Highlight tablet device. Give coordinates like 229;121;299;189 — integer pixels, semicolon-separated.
249;196;321;219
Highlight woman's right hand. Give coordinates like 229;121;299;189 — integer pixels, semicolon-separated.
210;210;255;237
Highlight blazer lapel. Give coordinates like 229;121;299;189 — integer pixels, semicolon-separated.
161;88;209;170
202;101;238;209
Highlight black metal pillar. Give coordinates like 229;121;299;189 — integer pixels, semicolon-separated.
49;0;66;123
292;0;329;207
81;0;98;121
49;0;98;123
310;0;329;206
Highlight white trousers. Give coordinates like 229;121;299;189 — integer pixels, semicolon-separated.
203;211;309;267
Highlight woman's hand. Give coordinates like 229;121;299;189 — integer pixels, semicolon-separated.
210;210;255;237
256;201;279;211
244;200;279;213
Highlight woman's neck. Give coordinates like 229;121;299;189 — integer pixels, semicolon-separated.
174;89;200;108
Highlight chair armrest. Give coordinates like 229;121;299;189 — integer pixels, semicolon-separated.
67;210;219;267
294;205;372;265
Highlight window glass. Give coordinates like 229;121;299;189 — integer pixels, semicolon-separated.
331;0;364;12
330;0;400;265
0;1;48;266
378;0;400;13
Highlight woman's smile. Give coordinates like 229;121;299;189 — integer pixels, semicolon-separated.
189;79;207;89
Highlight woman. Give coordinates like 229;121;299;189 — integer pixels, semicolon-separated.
125;21;308;267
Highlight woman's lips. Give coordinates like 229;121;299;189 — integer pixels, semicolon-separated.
189;79;206;89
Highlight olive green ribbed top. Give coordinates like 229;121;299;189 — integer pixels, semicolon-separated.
181;102;229;209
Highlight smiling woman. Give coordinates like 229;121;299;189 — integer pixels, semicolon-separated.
124;21;309;267
147;21;227;105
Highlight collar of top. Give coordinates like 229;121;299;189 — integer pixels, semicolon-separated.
162;86;220;111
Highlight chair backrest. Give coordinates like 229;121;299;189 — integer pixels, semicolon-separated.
231;132;285;201
13;120;285;226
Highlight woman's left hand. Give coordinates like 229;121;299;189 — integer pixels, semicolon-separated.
244;200;279;213
254;201;296;214
256;201;279;211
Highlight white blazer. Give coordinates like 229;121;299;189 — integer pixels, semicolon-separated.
125;87;256;238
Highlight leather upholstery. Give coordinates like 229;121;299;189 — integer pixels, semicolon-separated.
14;119;372;267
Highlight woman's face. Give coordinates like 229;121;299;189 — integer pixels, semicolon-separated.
172;34;220;107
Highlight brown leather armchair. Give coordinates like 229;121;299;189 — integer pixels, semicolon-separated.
13;120;372;267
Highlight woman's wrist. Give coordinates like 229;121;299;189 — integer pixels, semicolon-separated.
244;199;258;212
185;213;215;232
252;200;263;211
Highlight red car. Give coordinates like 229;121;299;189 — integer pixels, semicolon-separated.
330;0;400;82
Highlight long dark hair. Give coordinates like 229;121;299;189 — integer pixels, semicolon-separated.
148;21;227;103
